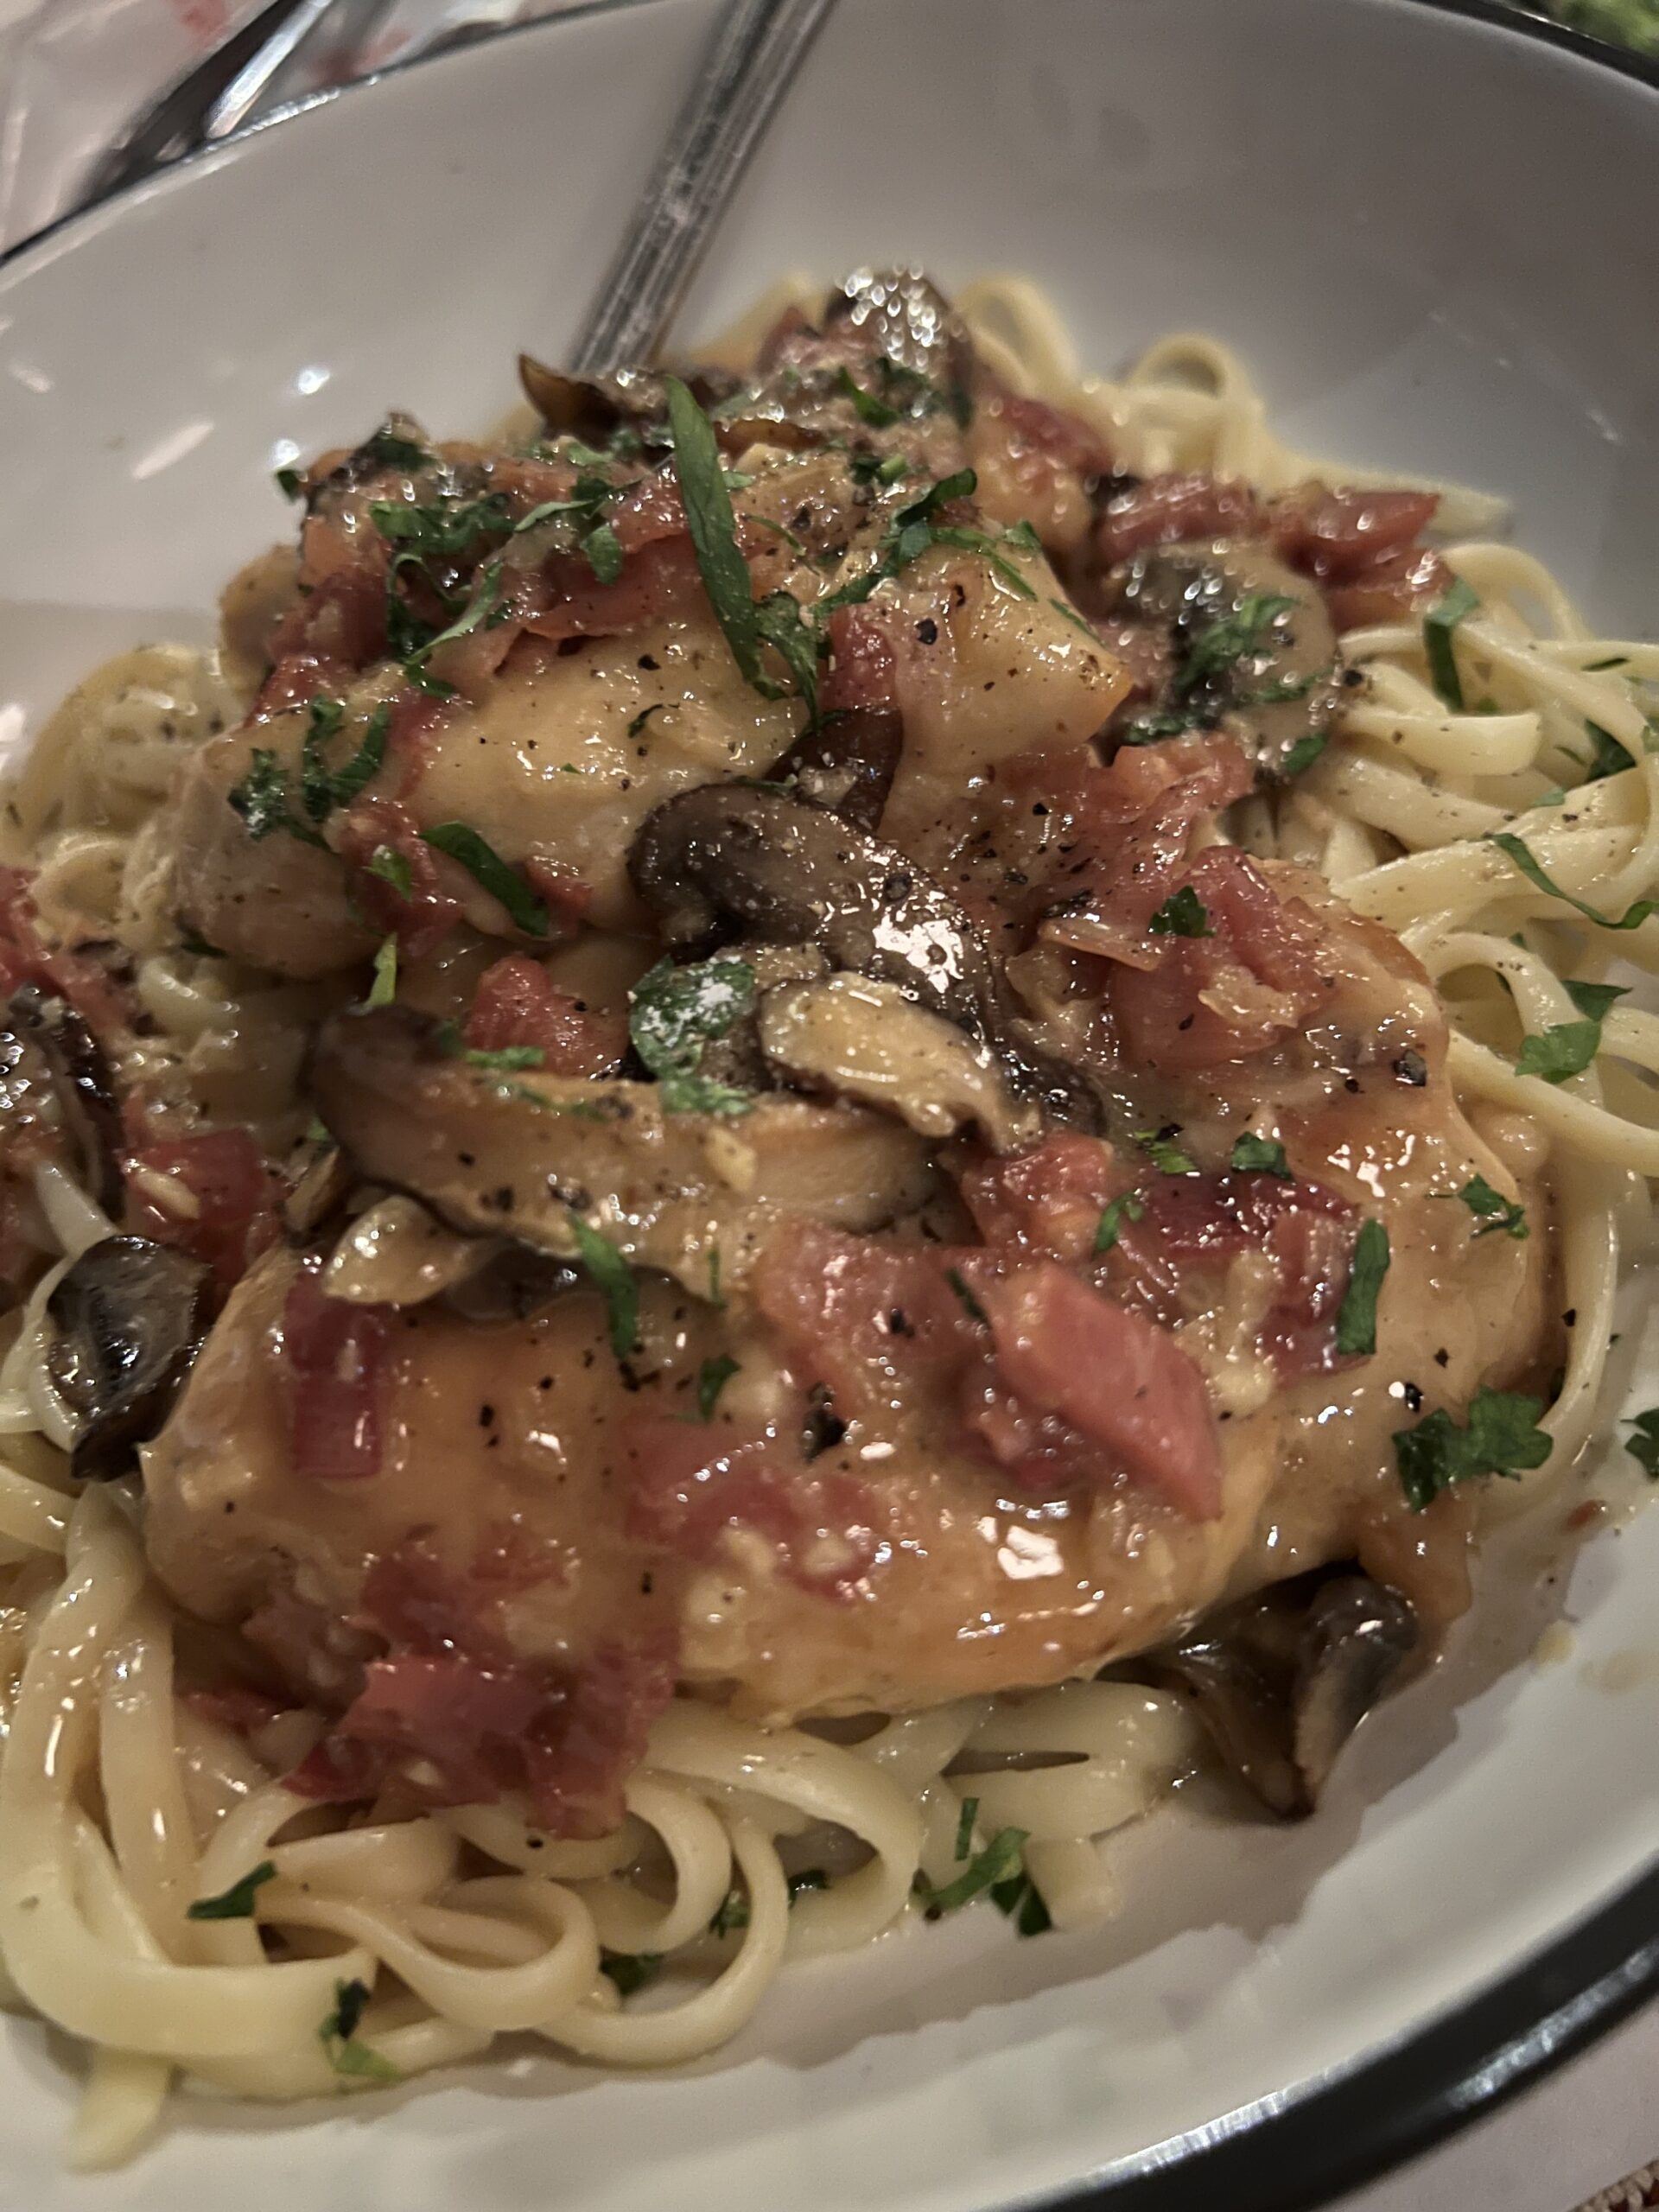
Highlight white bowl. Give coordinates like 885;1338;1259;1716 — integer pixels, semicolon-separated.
3;3;1658;2207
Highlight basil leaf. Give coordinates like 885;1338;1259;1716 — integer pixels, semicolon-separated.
917;1827;1029;1918
570;1216;639;1359
1280;731;1329;778
1516;1020;1599;1083
367;843;413;899
402;558;510;696
709;1889;749;1936
600;1951;662;1998
1424;575;1481;710
628;956;755;1117
365;934;398;1009
227;748;323;846
1179;593;1296;697
1230;1133;1292;1179
1393;1386;1550;1512
275;465;304;502
834;365;900;427
954;1796;980;1862
464;1045;544;1072
1135;1128;1197;1176
1335;1217;1389;1356
369;493;510;558
319;1976;402;2085
1582;719;1637;781
1119;709;1203;746
627;705;665;739
1147;885;1213;938
583;518;624;585
301;697;388;824
945;1268;988;1325
665;377;766;689
364;426;433;471
1490;832;1659;932
1456;1173;1528;1239
187;1860;276;1922
420;821;549;936
1093;1191;1145;1255
990;1872;1052;1937
1564;978;1630;1023
1624;1408;1659;1479
1048;596;1097;639
696;1354;740;1421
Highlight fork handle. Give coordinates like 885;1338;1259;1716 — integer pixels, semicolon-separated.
568;0;837;378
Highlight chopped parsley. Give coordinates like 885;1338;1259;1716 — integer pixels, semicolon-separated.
1581;719;1637;782
1280;731;1330;779
1393;1386;1550;1512
1230;1133;1292;1179
600;1951;663;1997
583;518;624;584
707;1244;725;1310
400;558;511;697
367;843;413;899
954;1796;980;1862
945;1268;989;1325
1178;593;1296;697
227;747;324;847
1424;575;1481;711
569;1218;639;1358
709;1868;830;1936
627;704;665;739
1093;1191;1145;1255
990;1869;1052;1937
319;1977;401;2085
1135;1128;1197;1176
1565;978;1631;1024
275;465;305;502
365;934;398;1009
628;955;755;1116
916;1827;1029;1919
420;821;549;936
834;365;901;427
369;491;510;560
1335;1218;1390;1357
1515;1019;1601;1084
849;448;909;488
696;1354;740;1421
1490;831;1659;933
1455;1173;1529;1239
1147;886;1213;938
186;1860;276;1922
464;1044;545;1072
1623;1408;1659;1480
363;424;433;472
299;697;388;826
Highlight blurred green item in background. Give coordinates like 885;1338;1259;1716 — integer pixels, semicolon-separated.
1526;0;1659;54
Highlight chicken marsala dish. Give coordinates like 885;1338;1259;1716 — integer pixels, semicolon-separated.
8;267;1649;2148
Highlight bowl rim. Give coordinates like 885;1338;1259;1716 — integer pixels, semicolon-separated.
2;3;1656;2206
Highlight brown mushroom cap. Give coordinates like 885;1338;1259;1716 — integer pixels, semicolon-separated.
3;984;124;1214
47;1236;213;1481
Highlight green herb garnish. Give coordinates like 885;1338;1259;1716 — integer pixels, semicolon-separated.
464;1045;545;1072
421;821;549;936
1491;832;1659;933
227;748;324;846
363;425;433;472
600;1951;663;1997
954;1796;980;1863
1424;576;1481;711
945;1268;988;1325
917;1827;1029;1918
319;1977;401;2085
1179;593;1295;697
628;955;755;1116
1280;731;1330;778
834;365;900;427
275;465;304;502
1093;1191;1146;1255
1135;1128;1198;1176
1393;1387;1550;1511
1147;886;1213;938
569;1217;639;1359
1455;1174;1529;1239
186;1861;276;1922
1623;1408;1659;1479
990;1871;1052;1936
367;843;413;899
1335;1218;1390;1356
365;934;398;1009
696;1354;740;1421
1230;1133;1292;1179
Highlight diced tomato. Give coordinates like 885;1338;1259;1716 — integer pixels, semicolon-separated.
279;1260;392;1481
126;1126;281;1297
1094;472;1264;569
958;1131;1135;1263
621;1415;880;1603
182;1685;293;1735
337;797;461;959
821;606;900;715
752;1221;979;1425
977;1265;1223;1521
464;953;624;1078
521;857;594;931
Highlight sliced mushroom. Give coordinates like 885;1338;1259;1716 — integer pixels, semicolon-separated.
1106;537;1343;778
47;1236;213;1480
517;359;738;444
442;1243;582;1325
759;975;1040;1154
308;1006;934;1302
281;1141;353;1240
766;706;902;833
1145;1568;1418;1817
322;1193;496;1306
3;985;124;1213
628;785;1102;1128
824;268;973;391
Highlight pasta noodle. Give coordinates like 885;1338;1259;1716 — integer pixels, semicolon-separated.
0;270;1650;2169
